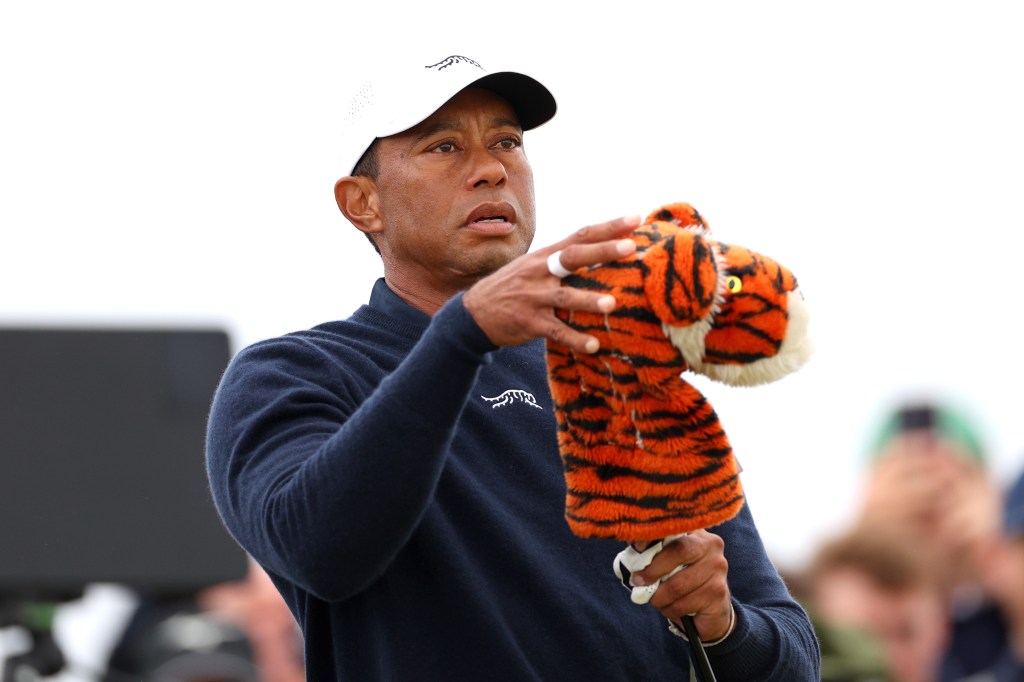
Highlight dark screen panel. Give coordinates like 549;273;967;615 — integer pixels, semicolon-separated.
0;327;248;597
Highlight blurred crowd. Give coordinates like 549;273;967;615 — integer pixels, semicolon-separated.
3;398;1022;682
101;559;305;682
0;559;304;682
789;400;1024;682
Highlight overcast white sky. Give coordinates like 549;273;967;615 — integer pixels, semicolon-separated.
3;1;1024;582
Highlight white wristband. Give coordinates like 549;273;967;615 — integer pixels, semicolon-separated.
667;603;736;647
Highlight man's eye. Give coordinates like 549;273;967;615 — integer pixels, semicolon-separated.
496;136;521;149
432;142;456;153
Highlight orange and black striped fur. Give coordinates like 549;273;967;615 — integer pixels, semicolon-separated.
545;203;813;541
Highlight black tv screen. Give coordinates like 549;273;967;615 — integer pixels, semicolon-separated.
0;327;248;598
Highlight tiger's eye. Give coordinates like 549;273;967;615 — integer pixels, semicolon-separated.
726;276;742;293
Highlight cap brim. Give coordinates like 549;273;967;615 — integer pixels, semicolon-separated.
470;71;557;131
376;70;556;139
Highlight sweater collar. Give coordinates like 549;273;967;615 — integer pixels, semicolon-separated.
368;278;431;328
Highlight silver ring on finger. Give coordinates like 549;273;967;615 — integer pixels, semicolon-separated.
547;251;573;278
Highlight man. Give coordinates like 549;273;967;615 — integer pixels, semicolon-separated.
855;401;1007;680
803;527;950;682
206;53;819;680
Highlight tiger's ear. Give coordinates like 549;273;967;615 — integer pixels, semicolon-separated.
643;202;707;230
642;229;721;327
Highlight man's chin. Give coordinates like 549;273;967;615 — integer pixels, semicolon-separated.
452;243;530;280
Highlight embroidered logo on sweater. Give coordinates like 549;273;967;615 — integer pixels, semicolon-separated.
481;389;543;410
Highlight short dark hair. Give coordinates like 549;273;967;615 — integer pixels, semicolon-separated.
352;140;380;179
351;140;381;253
806;528;941;594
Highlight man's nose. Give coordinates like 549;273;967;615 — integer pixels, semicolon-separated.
465;145;508;189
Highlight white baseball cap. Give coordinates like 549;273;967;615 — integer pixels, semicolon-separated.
337;54;557;176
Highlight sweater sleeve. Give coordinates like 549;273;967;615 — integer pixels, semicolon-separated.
206;294;496;602
705;502;822;680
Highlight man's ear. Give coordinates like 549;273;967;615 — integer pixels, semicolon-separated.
334;175;383;236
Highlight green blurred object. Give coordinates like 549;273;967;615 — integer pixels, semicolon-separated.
869;401;986;464
813;612;891;682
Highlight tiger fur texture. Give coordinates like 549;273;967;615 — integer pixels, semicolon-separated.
545;202;813;541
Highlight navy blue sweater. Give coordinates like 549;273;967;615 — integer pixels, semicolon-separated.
206;278;820;680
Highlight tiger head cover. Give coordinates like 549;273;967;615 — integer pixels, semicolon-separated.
545;202;814;541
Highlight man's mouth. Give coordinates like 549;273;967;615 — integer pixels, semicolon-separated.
465;203;516;234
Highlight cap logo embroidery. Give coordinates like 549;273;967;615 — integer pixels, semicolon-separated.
425;55;483;72
481;389;543;410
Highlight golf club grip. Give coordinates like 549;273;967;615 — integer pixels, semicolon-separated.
682;615;717;682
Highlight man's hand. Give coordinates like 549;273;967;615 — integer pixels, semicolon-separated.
462;215;640;354
632;532;734;643
858;443;1000;586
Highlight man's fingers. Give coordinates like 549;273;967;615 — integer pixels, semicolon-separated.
466;215;641;350
550;286;616;315
552;238;637;276
543;286;621;354
536;216;641;354
635;534;705;584
548;325;600;355
572;214;642;243
551;214;641;252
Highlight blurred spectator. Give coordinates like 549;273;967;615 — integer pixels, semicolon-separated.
780;567;889;682
802;527;949;682
104;560;303;682
973;465;1024;680
197;560;304;682
853;400;1007;681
